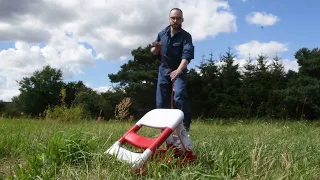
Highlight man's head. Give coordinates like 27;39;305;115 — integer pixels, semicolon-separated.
169;8;184;30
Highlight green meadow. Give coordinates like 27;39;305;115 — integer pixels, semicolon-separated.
0;118;320;179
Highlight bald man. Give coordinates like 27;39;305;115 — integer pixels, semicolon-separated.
151;8;194;131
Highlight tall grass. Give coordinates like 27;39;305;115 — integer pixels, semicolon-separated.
0;118;319;179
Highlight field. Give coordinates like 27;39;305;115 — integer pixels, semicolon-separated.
1;118;320;179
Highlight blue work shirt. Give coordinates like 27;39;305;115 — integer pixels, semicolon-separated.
153;25;194;75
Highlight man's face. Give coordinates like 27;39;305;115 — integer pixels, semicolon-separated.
169;10;183;29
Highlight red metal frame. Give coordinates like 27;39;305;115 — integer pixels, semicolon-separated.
118;124;197;169
118;124;174;153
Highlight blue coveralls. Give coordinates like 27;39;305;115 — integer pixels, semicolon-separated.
152;25;194;131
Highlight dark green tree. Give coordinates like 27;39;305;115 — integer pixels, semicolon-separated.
63;81;89;107
296;48;320;79
191;53;219;118
213;49;243;118
108;45;160;118
17;65;64;116
240;54;273;118
279;48;320;120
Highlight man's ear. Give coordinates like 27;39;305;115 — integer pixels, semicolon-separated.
182;17;184;22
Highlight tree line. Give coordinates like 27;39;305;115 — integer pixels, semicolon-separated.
1;45;319;121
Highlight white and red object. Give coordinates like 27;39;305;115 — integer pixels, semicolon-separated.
104;108;197;169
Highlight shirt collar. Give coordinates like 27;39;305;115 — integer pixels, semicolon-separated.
165;25;182;36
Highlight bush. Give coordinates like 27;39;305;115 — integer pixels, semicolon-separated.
44;104;90;122
114;97;132;120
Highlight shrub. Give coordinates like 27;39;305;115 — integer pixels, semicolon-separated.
114;97;132;120
44;104;90;122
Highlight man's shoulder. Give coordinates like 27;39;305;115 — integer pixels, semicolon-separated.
157;26;192;38
158;26;170;35
180;28;192;37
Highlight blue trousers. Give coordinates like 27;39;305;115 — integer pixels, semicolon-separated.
156;67;191;131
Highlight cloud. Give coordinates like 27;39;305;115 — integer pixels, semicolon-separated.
0;33;95;101
0;88;20;102
246;12;280;26
0;0;237;60
0;32;95;82
93;86;114;93
235;40;288;59
234;40;298;72
0;0;237;101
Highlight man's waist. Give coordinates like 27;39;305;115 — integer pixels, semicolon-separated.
160;60;179;70
159;63;188;72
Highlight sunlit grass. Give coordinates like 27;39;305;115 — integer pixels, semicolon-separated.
0;118;320;179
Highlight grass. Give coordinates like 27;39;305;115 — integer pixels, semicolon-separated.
0;118;320;179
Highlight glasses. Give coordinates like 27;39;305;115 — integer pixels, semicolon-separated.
170;17;182;21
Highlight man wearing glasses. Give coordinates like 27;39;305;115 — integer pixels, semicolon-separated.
151;8;195;132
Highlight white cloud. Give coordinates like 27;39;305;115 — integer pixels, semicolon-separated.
0;0;237;101
235;40;288;59
0;88;20;102
246;12;280;26
0;33;95;101
280;58;299;72
234;40;298;72
93;86;114;93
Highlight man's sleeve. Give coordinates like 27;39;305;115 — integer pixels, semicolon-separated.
182;33;194;62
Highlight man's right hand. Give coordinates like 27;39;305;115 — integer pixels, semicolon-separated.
153;42;161;49
151;42;161;55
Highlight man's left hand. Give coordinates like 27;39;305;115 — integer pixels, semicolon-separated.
170;69;182;81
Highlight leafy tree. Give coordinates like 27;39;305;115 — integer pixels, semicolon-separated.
279;48;320;120
295;48;320;79
108;45;160;118
17;65;64;116
240;54;273;117
100;88;126;120
191;53;219;118
72;89;106;119
63;81;89;107
214;49;243;118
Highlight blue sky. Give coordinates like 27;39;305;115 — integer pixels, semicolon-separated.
0;0;319;101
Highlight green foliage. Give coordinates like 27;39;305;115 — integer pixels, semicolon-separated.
239;54;287;118
0;97;22;118
214;49;243;118
62;80;89;107
295;47;320;79
17;65;64;116
279;75;320;120
108;45;160;118
44;105;90;122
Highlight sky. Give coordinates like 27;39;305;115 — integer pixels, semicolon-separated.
0;0;319;101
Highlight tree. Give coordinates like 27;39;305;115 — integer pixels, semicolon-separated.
108;45;160;118
295;48;320;79
191;53;219;118
17;65;64;116
63;81;89;107
214;48;243;118
278;48;320;120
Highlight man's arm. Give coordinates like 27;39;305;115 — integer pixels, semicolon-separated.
177;33;194;72
151;43;161;55
151;33;161;55
177;59;189;72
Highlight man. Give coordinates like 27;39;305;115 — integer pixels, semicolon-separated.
151;8;194;131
